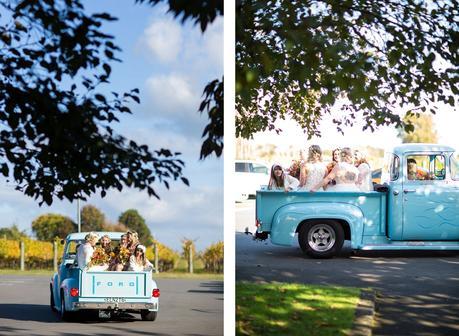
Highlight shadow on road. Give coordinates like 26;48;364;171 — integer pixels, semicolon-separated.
0;304;59;322
236;233;459;336
0;304;145;324
188;281;223;295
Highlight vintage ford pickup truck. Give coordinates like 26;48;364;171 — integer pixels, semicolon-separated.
50;232;159;320
255;144;459;258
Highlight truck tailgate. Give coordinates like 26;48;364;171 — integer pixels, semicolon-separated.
80;271;151;299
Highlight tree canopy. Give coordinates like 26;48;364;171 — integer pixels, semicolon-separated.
0;0;189;206
0;224;28;240
398;113;438;143
236;0;458;139
118;209;154;246
136;0;224;159
136;0;223;32
81;204;105;232
32;213;75;240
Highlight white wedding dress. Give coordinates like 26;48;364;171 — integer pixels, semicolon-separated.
300;162;327;191
326;162;360;191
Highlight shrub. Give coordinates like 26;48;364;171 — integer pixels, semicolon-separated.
201;241;223;273
0;238;64;269
146;241;179;272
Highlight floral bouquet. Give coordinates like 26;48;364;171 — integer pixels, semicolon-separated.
116;246;131;264
88;247;110;268
288;160;301;179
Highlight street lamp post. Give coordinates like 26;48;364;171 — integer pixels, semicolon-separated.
77;198;81;232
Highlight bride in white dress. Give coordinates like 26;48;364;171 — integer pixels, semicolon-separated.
310;147;360;192
299;145;327;191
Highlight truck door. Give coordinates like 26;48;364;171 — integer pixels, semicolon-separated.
402;153;459;240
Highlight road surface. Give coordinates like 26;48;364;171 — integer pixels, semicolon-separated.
236;200;459;336
0;275;223;336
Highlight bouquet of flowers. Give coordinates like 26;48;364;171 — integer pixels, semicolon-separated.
288;160;302;179
116;246;131;264
88;247;110;268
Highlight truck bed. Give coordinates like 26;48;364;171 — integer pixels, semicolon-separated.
256;190;387;247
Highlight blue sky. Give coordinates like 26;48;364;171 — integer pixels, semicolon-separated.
0;1;223;251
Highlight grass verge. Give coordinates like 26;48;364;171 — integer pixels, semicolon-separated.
236;282;360;336
0;268;223;280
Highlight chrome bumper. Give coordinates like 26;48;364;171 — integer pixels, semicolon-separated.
73;302;158;310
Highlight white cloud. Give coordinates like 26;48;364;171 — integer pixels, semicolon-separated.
145;73;198;115
203;17;224;70
139;13;223;73
93;183;222;251
143;18;183;63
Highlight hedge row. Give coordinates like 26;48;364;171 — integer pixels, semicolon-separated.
0;238;180;272
146;241;180;272
201;241;223;273
0;238;64;269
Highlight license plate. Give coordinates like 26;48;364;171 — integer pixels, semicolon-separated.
104;297;126;303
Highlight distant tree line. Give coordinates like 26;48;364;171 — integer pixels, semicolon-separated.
28;205;154;245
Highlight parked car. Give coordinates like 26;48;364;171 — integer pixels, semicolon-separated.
50;232;159;321
235;160;269;201
255;144;459;258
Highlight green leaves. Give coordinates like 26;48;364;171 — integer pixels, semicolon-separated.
236;0;459;138
135;0;223;32
0;0;189;205
199;78;223;159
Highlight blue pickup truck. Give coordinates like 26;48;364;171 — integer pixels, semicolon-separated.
50;232;159;320
255;144;459;258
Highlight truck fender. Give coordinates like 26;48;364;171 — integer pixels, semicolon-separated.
60;277;79;312
51;273;59;305
270;202;364;247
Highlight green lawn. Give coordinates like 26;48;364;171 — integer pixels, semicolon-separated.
236;282;360;336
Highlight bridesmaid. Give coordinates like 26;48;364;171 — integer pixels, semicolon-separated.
299;145;327;191
311;147;360;192
354;150;373;191
267;163;299;191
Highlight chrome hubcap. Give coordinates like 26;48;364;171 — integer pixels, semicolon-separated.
307;224;336;252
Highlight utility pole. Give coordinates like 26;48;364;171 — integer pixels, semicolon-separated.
77;199;81;232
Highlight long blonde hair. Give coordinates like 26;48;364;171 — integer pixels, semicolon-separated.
354;150;369;166
307;145;322;163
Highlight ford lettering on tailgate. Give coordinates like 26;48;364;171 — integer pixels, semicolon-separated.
80;272;148;297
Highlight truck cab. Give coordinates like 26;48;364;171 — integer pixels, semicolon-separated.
255;143;459;258
382;144;459;241
50;232;159;321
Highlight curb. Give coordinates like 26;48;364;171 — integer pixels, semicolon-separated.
350;289;376;336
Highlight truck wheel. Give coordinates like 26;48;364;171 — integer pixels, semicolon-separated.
141;310;157;321
50;285;57;312
298;220;344;259
60;291;72;321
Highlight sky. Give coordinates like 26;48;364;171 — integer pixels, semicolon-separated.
0;2;223;251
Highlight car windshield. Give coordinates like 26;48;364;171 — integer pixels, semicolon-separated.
252;163;268;174
235;162;250;172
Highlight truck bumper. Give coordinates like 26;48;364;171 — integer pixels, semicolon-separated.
73;302;158;310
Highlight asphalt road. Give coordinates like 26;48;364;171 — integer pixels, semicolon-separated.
236;200;459;336
0;275;223;336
